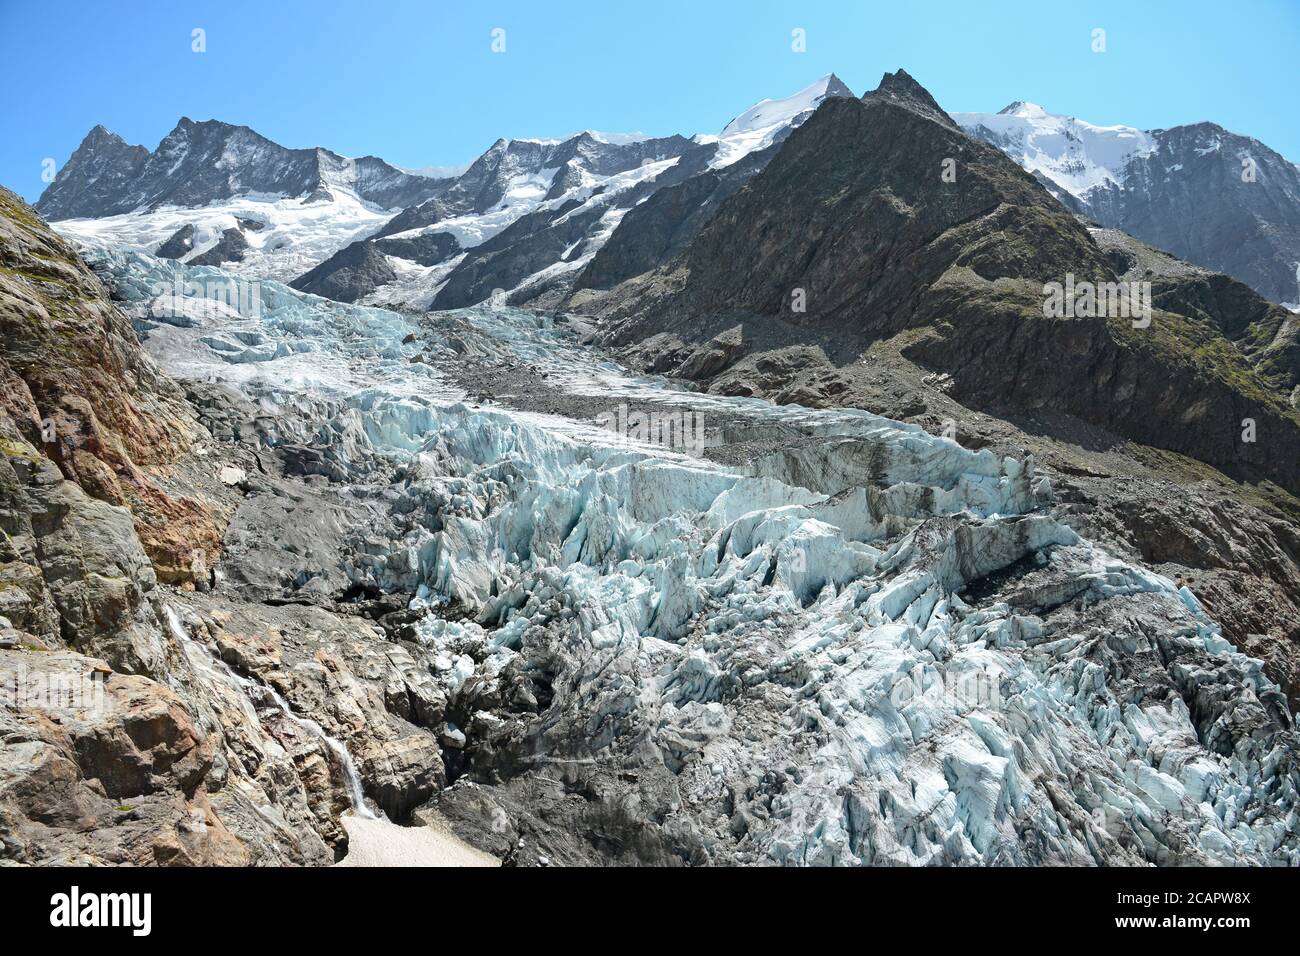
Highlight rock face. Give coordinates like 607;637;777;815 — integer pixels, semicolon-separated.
35;119;449;220
155;223;197;261
0;187;221;585
30;126;151;223
188;226;250;267
0;644;254;866
290;231;464;304
1092;227;1300;398
164;595;449;823
0;396;329;864
569;142;777;297
955;103;1300;305
291;237;398;303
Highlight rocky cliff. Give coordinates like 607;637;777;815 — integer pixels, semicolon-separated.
0;187;222;586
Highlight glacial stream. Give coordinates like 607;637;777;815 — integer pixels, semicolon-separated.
164;605;375;820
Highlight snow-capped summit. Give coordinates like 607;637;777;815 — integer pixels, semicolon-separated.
952;102;1156;197
722;73;853;135
709;73;853;168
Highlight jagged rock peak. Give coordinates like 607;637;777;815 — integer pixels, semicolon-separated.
864;69;957;128
823;72;855;98
83;123;127;144
36;116;449;219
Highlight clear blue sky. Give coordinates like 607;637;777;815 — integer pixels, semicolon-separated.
2;0;1297;202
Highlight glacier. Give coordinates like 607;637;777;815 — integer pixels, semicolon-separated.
54;188;404;284
82;243;1300;865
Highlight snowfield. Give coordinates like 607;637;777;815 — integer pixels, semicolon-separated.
55;188;400;283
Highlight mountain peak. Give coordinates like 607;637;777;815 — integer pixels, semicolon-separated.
997;100;1046;116
81;124;130;148
823;73;854;98
865;69;956;128
873;68;926;95
37;117;447;219
721;74;854;137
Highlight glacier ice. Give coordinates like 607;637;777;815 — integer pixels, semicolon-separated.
84;244;1300;866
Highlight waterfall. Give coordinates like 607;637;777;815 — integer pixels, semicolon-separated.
164;605;377;819
261;684;375;818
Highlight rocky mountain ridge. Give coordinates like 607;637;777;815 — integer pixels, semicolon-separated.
297;74;855;308
37;77;1300;311
575;71;1300;496
36;118;450;220
37;76;855;302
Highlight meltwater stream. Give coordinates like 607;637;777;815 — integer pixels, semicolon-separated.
261;684;374;819
164;606;376;820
